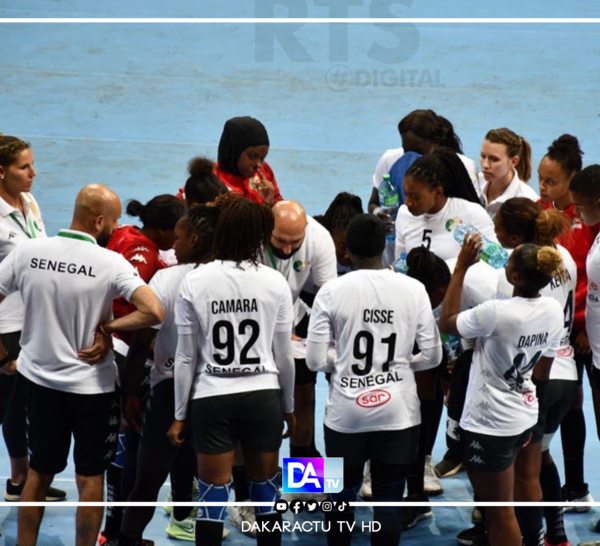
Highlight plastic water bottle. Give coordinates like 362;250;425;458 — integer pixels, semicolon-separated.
378;174;400;243
440;332;463;362
393;253;408;274
446;219;508;269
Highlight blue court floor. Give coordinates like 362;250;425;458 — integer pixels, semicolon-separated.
2;1;600;544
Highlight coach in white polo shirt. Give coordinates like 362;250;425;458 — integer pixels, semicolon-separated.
0;184;165;546
264;200;337;458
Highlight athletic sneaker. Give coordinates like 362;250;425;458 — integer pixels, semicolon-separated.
435;449;464;478
471;507;483;523
229;504;257;537
424;455;443;496
544;536;571;546
163;489;174;515
4;479;66;502
402;493;432;530
562;483;594;513
359;460;372;500
456;522;489;545
97;531;156;546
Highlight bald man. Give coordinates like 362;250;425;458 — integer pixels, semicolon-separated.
0;184;164;546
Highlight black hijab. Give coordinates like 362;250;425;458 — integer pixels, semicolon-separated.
217;116;270;176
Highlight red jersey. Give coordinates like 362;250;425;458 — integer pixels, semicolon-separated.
214;161;283;205
540;200;600;332
107;225;167;345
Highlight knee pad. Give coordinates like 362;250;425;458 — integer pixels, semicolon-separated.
196;476;233;522
327;484;361;514
248;474;280;515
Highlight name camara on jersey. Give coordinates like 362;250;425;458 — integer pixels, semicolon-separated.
210;298;258;314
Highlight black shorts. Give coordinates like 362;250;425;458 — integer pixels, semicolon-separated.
324;424;419;467
463;428;532;473
190;389;284;454
531;379;578;443
571;329;593;386
141;378;181;449
24;374;118;476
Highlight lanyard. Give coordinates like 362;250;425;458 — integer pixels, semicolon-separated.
57;230;96;244
9;212;37;239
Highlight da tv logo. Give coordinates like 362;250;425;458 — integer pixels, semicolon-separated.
282;457;344;493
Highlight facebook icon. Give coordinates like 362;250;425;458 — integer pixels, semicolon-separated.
282;457;344;493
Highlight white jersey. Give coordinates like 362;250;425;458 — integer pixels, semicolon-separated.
496;245;577;381
0;229;145;394
395;197;496;261
149;263;196;387
479;169;539;219
457;296;563;436
0;193;46;333
175;260;294;401
586;232;600;370
307;269;441;434
446;258;503;310
262;216;337;303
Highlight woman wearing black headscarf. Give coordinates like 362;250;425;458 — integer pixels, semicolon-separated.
214;116;283;206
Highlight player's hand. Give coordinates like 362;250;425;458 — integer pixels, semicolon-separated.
255;172;276;206
0;360;17;375
573;331;591;355
167;419;186;447
455;232;481;271
79;326;113;364
373;207;395;233
282;412;296;439
123;393;144;433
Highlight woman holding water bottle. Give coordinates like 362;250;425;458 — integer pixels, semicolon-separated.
215;116;283;206
395;148;495;261
439;234;564;546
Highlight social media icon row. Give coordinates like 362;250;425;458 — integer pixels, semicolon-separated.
275;499;349;514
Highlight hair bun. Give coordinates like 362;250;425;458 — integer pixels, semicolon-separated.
188;156;215;178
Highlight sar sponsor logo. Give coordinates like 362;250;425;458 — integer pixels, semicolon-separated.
557;347;574;358
590;281;598;291
356;389;391;408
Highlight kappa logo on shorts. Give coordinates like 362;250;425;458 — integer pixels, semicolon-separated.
469;454;485;465
469;440;483;451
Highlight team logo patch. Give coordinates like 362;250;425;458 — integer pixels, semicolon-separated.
130;253;148;264
132;246;150;252
591;282;598;291
293;260;310;272
522;390;536;406
356;389;391;408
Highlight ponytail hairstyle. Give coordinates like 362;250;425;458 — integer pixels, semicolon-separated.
126;194;187;231
545;134;584;177
210;192;274;265
496;198;566;247
397;110;464;154
406;247;451;295
0;134;30;167
485;128;532;182
437;115;464;154
321;192;363;235
180;203;221;263
405;147;481;204
185;156;228;206
570;165;600;201
511;243;564;292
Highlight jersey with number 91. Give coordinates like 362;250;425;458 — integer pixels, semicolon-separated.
307;268;441;434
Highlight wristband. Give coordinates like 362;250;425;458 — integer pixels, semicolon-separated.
372;206;383;216
98;324;112;338
0;354;12;368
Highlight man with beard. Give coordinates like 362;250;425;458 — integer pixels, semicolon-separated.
0;184;165;546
